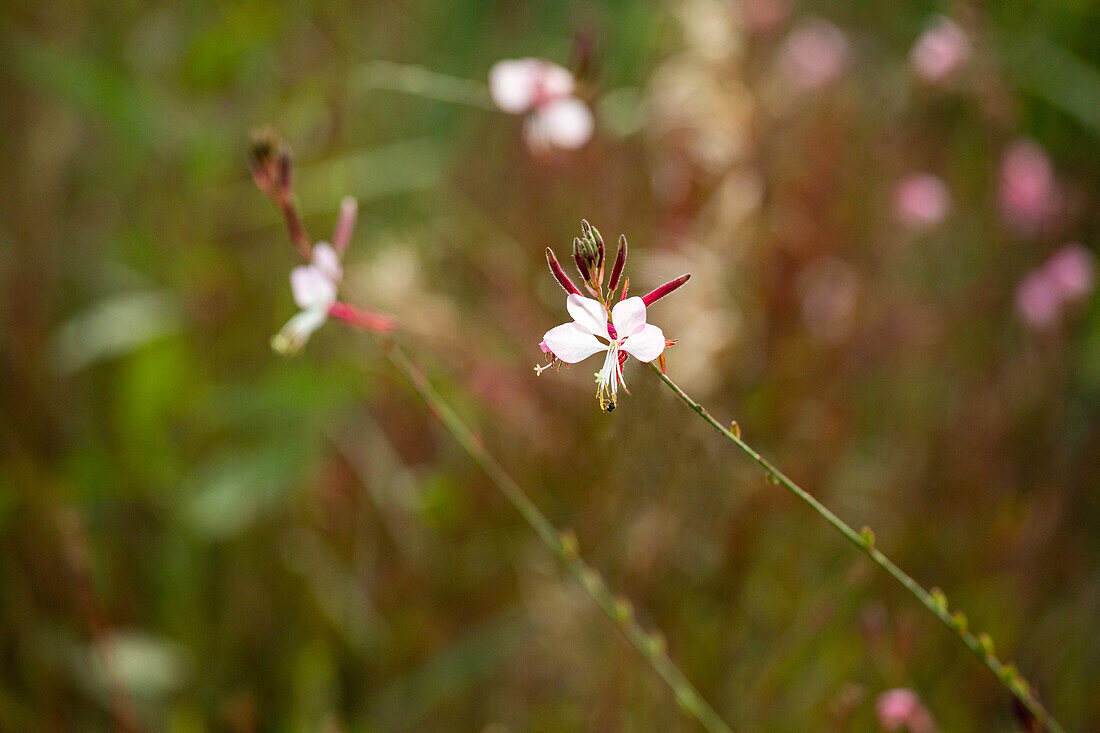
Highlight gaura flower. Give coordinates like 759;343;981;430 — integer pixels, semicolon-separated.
542;295;666;412
489;58;594;153
271;197;395;354
272;242;342;355
537;223;689;411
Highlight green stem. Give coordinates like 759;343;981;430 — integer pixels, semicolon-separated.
648;363;1064;733
354;61;496;110
381;340;733;733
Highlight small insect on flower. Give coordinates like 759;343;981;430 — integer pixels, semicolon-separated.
489;58;594;153
536;222;689;411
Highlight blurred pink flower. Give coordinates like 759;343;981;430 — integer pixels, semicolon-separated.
777;20;850;91
1016;243;1097;330
489;58;594;153
893;173;951;229
540;294;666;411
909;16;971;83
1046;242;1097;301
1016;271;1061;331
1000;138;1057;236
875;688;937;732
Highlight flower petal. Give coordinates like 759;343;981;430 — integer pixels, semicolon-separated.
566;294;610;340
311;242;342;282
622;323;665;362
611;296;647;338
271;308;329;355
531;98;594;150
291;264;338;310
538;62;575;100
542;323;607;363
489;58;540;114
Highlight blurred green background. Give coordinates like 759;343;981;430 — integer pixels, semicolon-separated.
2;1;1099;730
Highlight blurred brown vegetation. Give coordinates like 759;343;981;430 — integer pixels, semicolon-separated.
2;1;1099;730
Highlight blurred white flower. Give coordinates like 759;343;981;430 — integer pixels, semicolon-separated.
893;173;951;229
909;16;971;83
540;294;666;411
489;58;594;152
777;20;850;92
272;242;341;355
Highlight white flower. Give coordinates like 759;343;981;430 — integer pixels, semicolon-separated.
541;294;666;411
272;242;342;355
489;58;594;152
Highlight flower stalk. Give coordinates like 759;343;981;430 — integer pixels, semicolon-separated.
647;362;1065;733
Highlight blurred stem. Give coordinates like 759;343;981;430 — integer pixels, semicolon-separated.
380;340;733;733
354;61;496;110
647;363;1065;733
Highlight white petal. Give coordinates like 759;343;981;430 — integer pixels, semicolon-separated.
542;323;607;363
291;265;338;310
271;308;329;355
311;242;342;282
566;294;610;340
622;323;665;363
489;58;540;114
538;61;575;99
611;296;647;338
534;98;594;150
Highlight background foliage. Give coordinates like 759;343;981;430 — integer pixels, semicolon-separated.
2;1;1099;730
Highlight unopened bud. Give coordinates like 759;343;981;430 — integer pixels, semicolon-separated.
608;234;628;292
642;273;691;307
332;196;358;255
572;236;595;282
248;127;286;195
546;247;582;295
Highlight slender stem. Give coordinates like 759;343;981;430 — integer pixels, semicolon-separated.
380;340;733;733
354;61;496;110
648;363;1064;733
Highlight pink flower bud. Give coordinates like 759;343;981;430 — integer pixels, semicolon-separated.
642;274;691;307
546;247;582;295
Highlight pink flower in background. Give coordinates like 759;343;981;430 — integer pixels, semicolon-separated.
1046;243;1097;301
1016;269;1062;331
1000;139;1057;236
1016;243;1097;330
894;173;951;229
777;20;850;91
489;58;594;153
541;294;666;411
875;688;937;733
909;16;971;83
